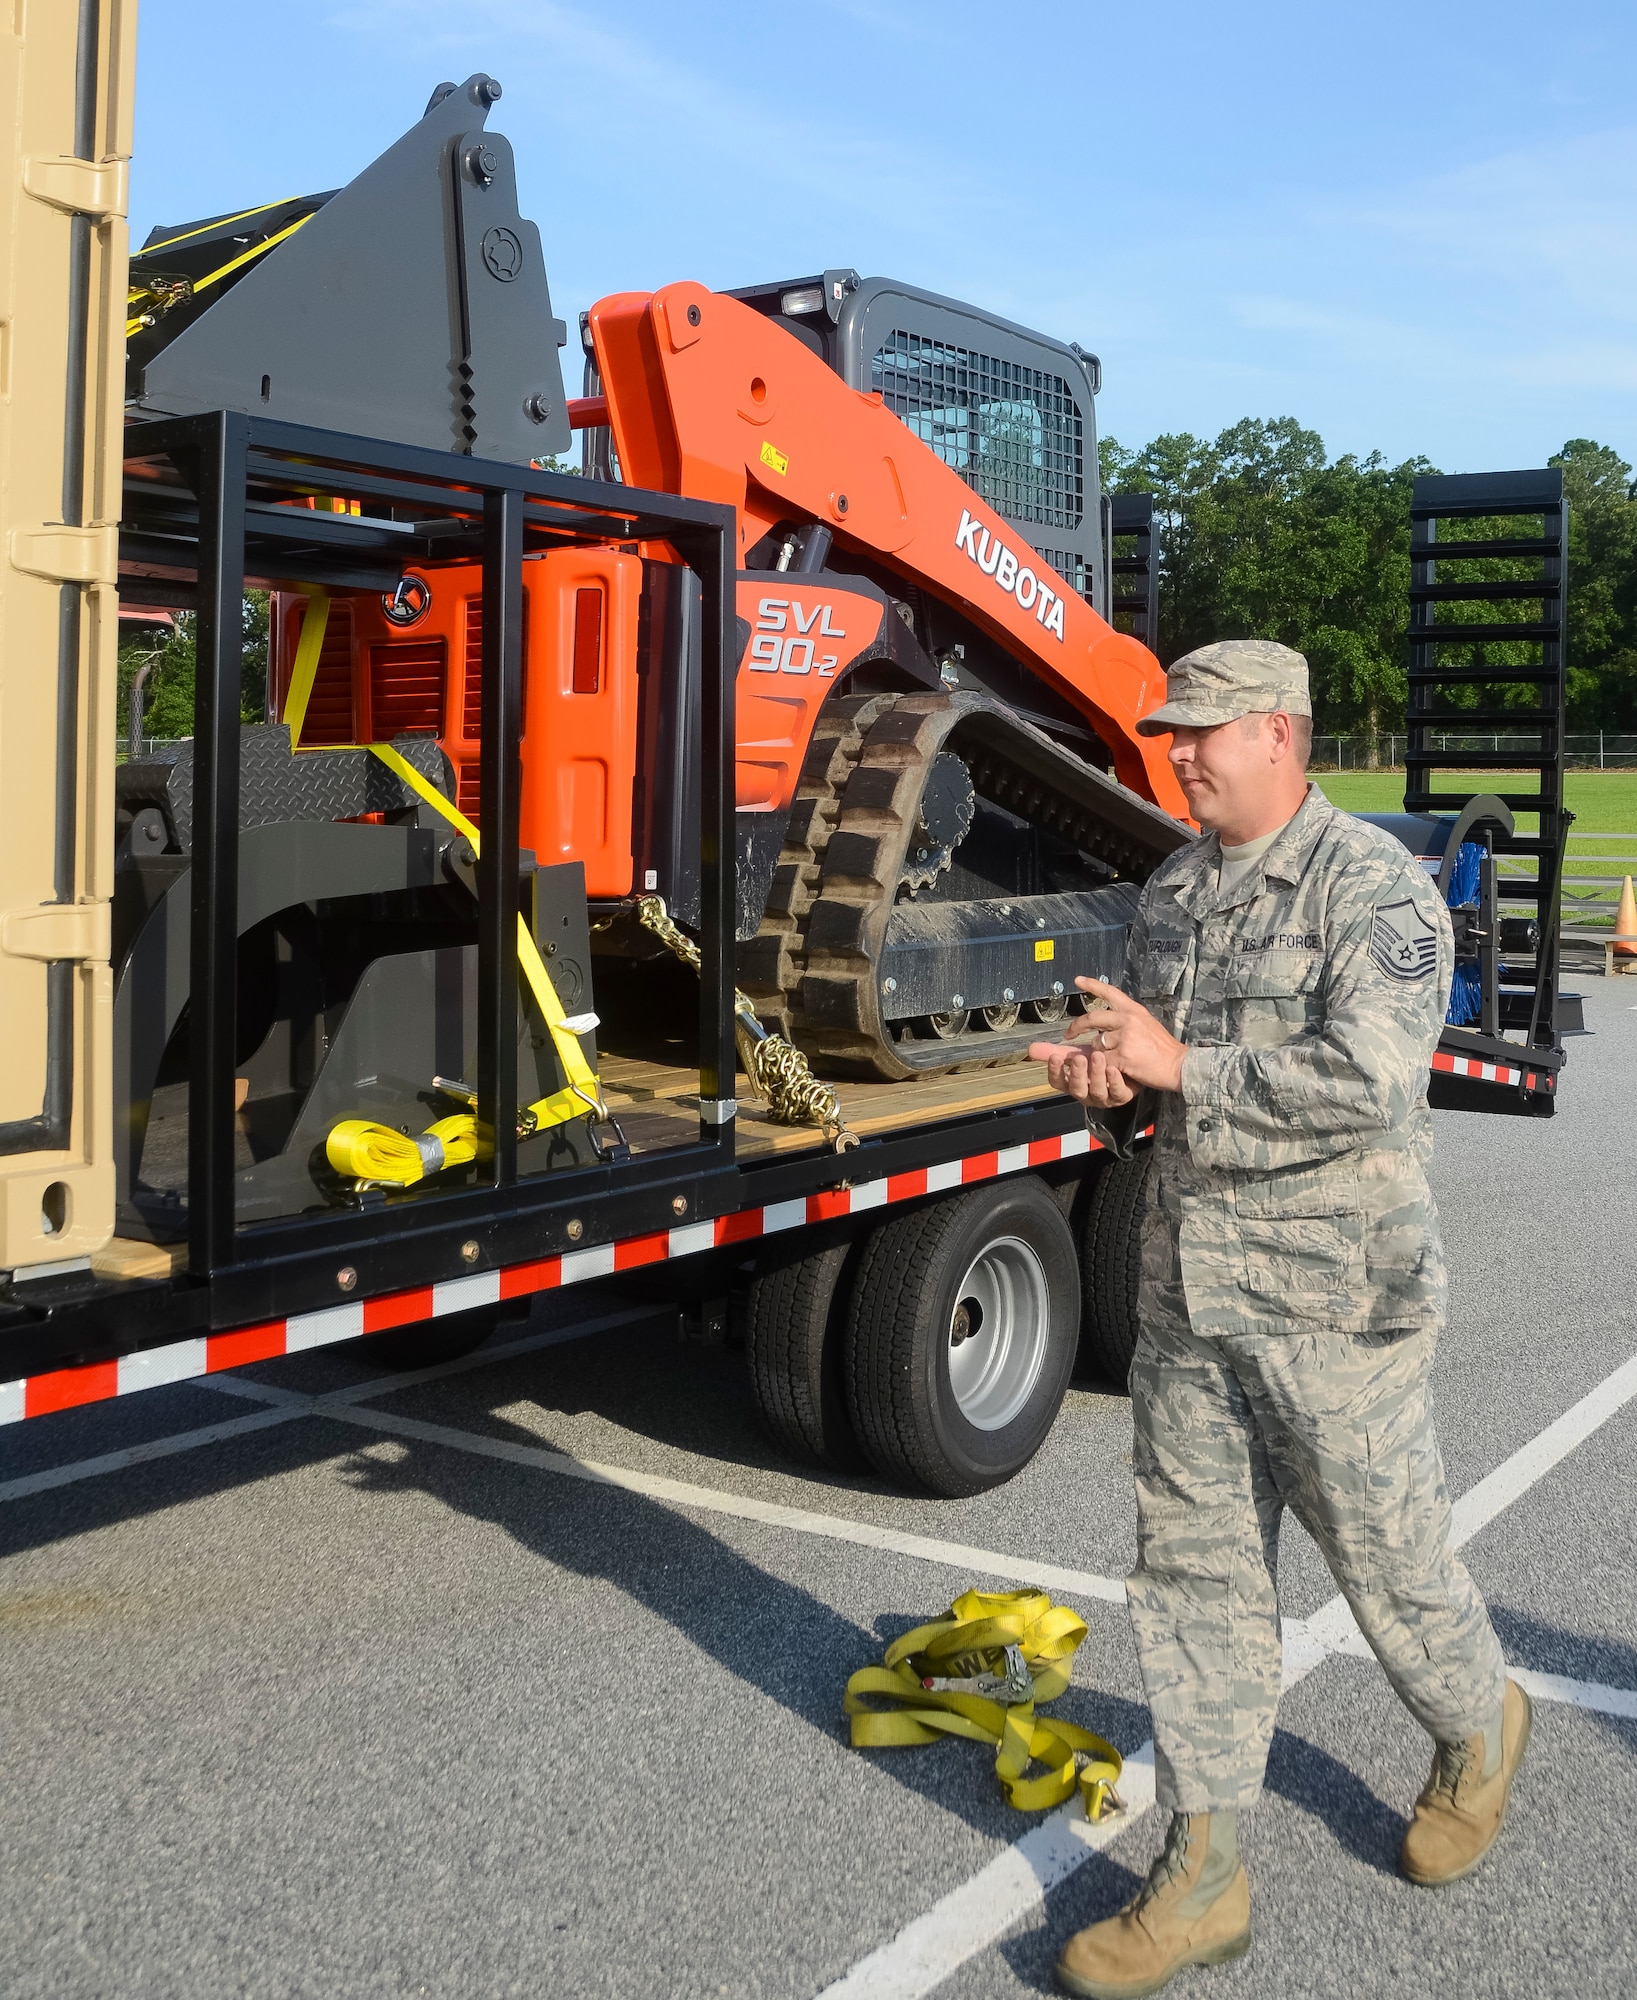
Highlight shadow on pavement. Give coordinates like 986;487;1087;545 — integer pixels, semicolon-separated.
433;1304;899;1492
1263;1726;1403;1874
338;1412;1150;1844
0;1303;882;1562
0;1414;355;1561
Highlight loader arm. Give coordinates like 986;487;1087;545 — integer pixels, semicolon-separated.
586;283;1189;823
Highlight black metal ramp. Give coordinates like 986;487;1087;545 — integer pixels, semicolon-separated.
1407;468;1568;1106
1105;491;1159;650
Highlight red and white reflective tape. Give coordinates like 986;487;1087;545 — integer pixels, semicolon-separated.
1430;1050;1550;1092
0;1127;1102;1427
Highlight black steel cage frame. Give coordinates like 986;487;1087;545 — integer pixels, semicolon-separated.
0;410;1102;1381
113;411;739;1327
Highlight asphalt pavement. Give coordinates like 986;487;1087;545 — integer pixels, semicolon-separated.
3;983;1635;2000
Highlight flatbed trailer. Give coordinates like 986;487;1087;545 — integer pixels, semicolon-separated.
0;426;1572;1496
1;411;1150;1496
3;1063;1111;1425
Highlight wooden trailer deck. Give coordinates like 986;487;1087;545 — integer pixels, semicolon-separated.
595;1053;1060;1160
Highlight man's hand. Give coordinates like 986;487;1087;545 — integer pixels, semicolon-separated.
1027;1033;1136;1108
1027;977;1187;1105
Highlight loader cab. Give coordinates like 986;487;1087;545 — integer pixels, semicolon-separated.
725;270;1109;621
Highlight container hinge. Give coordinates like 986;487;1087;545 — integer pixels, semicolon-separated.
9;524;119;584
23;154;129;221
2;902;110;963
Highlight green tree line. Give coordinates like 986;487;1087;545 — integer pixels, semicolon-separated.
1100;422;1637;746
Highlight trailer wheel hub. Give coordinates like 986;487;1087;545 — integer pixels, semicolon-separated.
947;1235;1050;1430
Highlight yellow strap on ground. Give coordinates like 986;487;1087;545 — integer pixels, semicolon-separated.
282;586;330;750
844;1589;1123;1818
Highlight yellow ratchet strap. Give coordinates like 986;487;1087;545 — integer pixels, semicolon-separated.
844;1589;1124;1818
126;209;316;338
378;740;603;1103
143;196;317;256
316;739;609;1186
325;1113;480;1186
282;586;330;749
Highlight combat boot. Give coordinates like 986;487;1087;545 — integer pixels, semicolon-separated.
1401;1677;1532;1886
1056;1810;1250;1999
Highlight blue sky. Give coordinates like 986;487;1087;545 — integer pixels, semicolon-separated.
131;1;1637;476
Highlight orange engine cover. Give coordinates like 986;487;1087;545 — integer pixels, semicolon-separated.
269;548;642;897
587;281;1190;823
517;549;640;894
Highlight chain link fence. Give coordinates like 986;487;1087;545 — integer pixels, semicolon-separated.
1310;734;1637;771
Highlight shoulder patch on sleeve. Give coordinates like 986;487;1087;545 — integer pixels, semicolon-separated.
1370;898;1440;982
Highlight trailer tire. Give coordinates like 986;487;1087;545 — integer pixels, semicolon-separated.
355;1300;526;1371
845;1177;1079;1496
1077;1150;1153;1385
744;1239;868;1471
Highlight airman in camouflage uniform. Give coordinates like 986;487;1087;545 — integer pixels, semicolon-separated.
1037;642;1530;2000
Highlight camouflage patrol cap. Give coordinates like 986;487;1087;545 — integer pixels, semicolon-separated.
1135;639;1311;737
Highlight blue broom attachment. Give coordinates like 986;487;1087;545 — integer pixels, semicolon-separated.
1444;840;1483;1025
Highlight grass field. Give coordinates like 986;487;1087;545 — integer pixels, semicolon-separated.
1313;770;1637;928
1315;769;1637;835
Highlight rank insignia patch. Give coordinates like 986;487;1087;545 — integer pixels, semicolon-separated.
1370;898;1439;982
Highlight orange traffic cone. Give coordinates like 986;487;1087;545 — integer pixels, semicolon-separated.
1616;874;1637;962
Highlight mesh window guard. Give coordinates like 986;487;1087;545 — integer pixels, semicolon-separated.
871;330;1084;540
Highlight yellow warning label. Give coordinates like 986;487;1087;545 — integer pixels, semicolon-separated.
760;440;790;476
1034;939;1055;961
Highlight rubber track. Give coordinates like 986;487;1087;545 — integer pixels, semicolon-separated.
737;693;896;1040
1077;1151;1152;1383
796;692;1183;1081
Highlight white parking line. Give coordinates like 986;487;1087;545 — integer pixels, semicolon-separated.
1506;1665;1637;1721
820;1746;1158;2000
1317;1650;1637;1721
1449;1352;1637;1545
0;1406;304;1504
3;1311;1128;1604
0;1307;668;1505
818;1345;1637;2000
11;1307;1635;2000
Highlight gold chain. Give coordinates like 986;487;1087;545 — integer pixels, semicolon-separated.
636;895;858;1152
